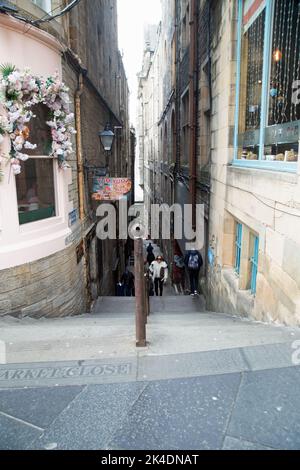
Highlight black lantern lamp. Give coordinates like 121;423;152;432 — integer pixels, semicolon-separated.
99;123;115;152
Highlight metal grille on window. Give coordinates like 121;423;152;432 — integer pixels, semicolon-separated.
269;0;300;127
245;10;265;131
237;5;266;160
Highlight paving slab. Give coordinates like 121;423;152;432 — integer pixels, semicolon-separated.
0;413;42;450
222;436;274;450
0;386;84;428
109;374;241;450
227;366;300;450
242;342;297;371
138;348;248;382
30;382;147;450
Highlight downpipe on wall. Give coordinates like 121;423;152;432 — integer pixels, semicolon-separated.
75;71;90;308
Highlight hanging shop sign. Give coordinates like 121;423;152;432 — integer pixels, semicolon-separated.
92;177;132;201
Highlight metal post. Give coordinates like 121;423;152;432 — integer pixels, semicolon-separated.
142;271;148;325
145;273;150;317
134;237;146;347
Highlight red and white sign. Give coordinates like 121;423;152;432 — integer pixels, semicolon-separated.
92;177;132;201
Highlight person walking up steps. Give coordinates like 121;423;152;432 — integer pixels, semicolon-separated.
184;249;203;296
149;255;168;296
146;242;155;265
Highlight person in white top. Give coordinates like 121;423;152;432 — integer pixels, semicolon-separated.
149;256;168;296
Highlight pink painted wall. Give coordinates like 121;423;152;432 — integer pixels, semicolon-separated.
0;14;62;78
0;15;73;270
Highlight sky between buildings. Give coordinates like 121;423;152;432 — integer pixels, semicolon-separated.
117;0;162;128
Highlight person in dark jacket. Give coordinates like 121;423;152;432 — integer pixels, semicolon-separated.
146;243;155;265
184;249;203;296
121;268;135;297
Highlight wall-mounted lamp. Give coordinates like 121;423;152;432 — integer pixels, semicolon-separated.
99;123;115;152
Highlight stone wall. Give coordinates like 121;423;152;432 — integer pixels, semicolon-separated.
0;245;86;318
207;0;300;326
0;0;131;318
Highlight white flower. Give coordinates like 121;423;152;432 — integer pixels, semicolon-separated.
8;111;21;123
46;121;57;129
24;142;37;150
11;163;21;175
16;152;29;161
15;135;24;146
0;134;4;145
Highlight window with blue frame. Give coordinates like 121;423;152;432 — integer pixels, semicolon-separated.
235;223;243;275
234;0;300;171
250;235;259;295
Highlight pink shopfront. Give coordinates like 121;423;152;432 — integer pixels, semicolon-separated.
0;14;74;271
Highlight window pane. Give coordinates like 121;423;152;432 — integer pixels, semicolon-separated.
31;0;52;14
264;0;300;162
269;0;300;126
26;104;52;157
16;159;56;225
238;8;266;160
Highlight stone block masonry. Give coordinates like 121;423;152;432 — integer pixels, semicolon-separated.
0;245;87;318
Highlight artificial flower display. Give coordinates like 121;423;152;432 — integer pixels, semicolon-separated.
0;64;76;179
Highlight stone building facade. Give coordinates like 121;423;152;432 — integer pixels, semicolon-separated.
138;0;300;326
0;0;132;317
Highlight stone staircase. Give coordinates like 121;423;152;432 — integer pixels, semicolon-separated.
1;292;300;365
92;294;206;317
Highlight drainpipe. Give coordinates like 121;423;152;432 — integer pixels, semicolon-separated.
189;0;198;229
75;72;85;221
75;71;90;307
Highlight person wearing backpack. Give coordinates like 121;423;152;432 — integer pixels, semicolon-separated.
184;249;203;296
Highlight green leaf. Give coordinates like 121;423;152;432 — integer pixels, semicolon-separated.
0;63;16;79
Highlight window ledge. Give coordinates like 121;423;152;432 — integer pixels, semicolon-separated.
222;267;255;309
230;159;298;174
0;226;71;270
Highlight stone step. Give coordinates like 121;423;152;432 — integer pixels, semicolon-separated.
91;295;206;317
150;295;206;313
92;297;136;315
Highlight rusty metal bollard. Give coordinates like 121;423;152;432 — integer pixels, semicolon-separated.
145;272;150;317
134;237;146;347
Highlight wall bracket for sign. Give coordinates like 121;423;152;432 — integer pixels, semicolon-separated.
84;164;107;177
